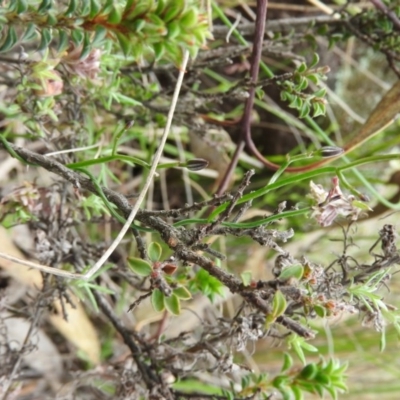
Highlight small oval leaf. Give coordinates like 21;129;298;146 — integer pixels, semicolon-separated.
314;304;326;318
279;264;304;281
127;257;152;276
21;23;37;42
173;286;192;300
164;293;180;315
79;31;92;60
148;242;162;262
281;353;293;373
240;271;253;286
65;0;78;16
151;289;165;312
310;52;320;68
0;27;18;53
299;363;318;380
272;290;287;318
57;29;69;53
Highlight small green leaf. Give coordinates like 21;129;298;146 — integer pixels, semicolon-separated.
115;31;132;55
71;29;84;46
89;0;102;18
314;383;325;397
155;0;167;14
173;286;192;300
192;26;210;45
167;20;181;40
314;372;331;386
313;87;326;98
180;9;198;28
151;289;165;312
324;385;337;400
308;73;319;84
164;0;185;22
46;13;58;26
310;52;320;68
125;0;151;20
7;0;19;12
272;290;287;318
256;87;265;100
280;90;290;101
272;375;289;389
108;6;122;24
240;271;253;286
38;28;52;51
289;95;302;110
288;336;306;365
323;359;335;375
301;341;318;353
240;376;248;389
280;387;293;400
297;76;308;91
78;0;91;14
92;26;107;47
281;353;293;373
380;329;386;352
192;269;225;302
279;264;304;281
65;0;78;16
0;27;18;53
351;199;372;211
80;31;92;60
299;102;310;119
148;242;162;262
38;0;52;13
148;13;166;27
21;23;37;42
299;363;318;380
56;29;69;53
131;40;144;60
164;293;181;315
112;92;142;106
314;304;326;318
312;102;326;118
297;62;307;73
132;18;146;32
127;257;152;276
291;385;304;400
333;380;348;392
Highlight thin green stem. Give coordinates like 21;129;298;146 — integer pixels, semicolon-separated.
67;154;150;170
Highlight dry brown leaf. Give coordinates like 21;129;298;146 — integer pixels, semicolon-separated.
0;226;100;364
49;298;100;365
345;79;400;151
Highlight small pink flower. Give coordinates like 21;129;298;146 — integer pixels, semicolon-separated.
309;177;369;227
34;71;64;97
62;45;101;79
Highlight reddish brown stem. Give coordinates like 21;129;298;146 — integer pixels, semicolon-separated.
216;0;269;195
